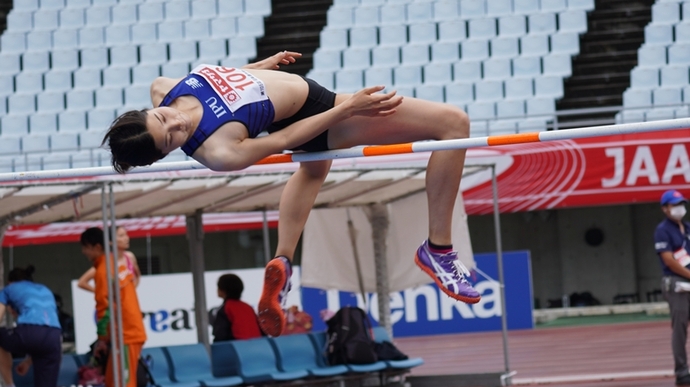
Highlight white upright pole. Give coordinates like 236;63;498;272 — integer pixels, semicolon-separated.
101;185;122;387
109;183;127;386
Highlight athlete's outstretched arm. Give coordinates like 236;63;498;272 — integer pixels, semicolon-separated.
199;86;403;171
243;51;302;70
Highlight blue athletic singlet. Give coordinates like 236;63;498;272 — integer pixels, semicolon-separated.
159;65;276;156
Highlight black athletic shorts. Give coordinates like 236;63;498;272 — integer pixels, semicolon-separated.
267;77;337;153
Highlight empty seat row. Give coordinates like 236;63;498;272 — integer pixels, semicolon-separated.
636;43;690;68
0;17;262;53
6;0;270;31
1;87;151;116
0;130;107;156
0;37;255;76
311;54;572;90
615;105;690;124
623;85;690;107
328;0;593;28
644;21;690;45
0;106;150;136
322;12;586;49
650;1;690;24
629;64;690;88
315;38;577;72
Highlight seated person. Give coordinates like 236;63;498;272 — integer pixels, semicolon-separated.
212;274;263;342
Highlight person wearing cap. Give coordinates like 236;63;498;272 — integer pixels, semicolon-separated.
655;189;690;386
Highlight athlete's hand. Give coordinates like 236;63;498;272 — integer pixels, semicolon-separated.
343;86;403;118
244;51;302;70
15;358;31;376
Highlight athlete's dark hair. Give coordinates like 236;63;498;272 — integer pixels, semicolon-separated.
217;274;244;300
102;109;165;174
80;227;104;247
8;265;35;283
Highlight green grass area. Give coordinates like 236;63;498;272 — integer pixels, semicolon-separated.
536;312;670;328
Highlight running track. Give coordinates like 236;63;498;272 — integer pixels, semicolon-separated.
394;320;680;386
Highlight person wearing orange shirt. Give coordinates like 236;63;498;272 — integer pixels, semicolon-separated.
80;227;147;387
78;226;142;292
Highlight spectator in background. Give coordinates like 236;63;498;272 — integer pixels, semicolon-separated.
78;225;141;292
80;227;146;387
211;274;262;342
655;190;690;386
0;265;62;387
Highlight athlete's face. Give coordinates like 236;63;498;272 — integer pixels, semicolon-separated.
115;227;130;250
146;107;192;154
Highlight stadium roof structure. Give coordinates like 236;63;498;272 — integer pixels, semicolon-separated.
0;152;490;226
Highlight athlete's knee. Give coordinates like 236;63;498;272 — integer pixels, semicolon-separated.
438;106;469;140
299;160;332;180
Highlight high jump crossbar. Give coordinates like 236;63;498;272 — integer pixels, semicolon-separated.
1;118;688;183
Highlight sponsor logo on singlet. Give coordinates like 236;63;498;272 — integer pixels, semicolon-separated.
191;64;268;115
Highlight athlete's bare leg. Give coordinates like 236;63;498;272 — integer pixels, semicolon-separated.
275;159;332;260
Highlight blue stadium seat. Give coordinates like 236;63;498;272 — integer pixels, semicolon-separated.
528;13;557;35
1;115;29;137
423;62;452;85
211;16;238;38
165;0;192;21
453;60;483;82
15;71;44;94
211;338;309;384
51;132;80;152
139;2;165;23
1;32;27;54
498;15;527;37
80;47;109;69
438;20;467;41
192;0;218;19
87;108;116;130
487;0;513;17
630;67;659;89
534;75;564;98
401;44;430;65
165;344;243;387
475;80;504;101
131;22;159;44
57;355;80;387
29;112;58;134
0;53;21;75
415;84;445;102
158;21;186;43
653;87;682;106
512;56;542;78
111;4;137;26
551;32;580;54
45;70;73;91
59;7;85;29
320;28;348;50
42;152;72;170
434;0;460;21
23;133;51;153
669;43;690;65
364;67;393;87
350;26;378;48
79;26;106;48
490;37;519;58
558;10;588;33
526;97;556;115
407;2;433;22
52;29;79;49
313;49;342;71
394;64;422;87
103;66;132;88
218;0;243;17
22;51;50;72
105;25;132;46
26;31;52;52
497;99;526;118
542;53;572;76
482;58;512;80
199;38;228;62
59;110;87;132
140;347;200;387
7;10;33;32
270;334;349;377
461;39;490;61
33;9;59;31
489;119;518;135
8;94;36;115
445;82;475;106
661;66;689;87
651;2;680;25
460;0;487;19
541;0;567;13
185;19;211;40
380;4;406;25
514;0;540;14
228;37;257;59
505;78;534;99
623;89;652;108
409;22;437;44
245;0;272;16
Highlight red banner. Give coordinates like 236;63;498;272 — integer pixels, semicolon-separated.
462;129;690;214
2;212;278;247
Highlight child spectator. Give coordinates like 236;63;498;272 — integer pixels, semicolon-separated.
212;274;263;342
80;227;146;387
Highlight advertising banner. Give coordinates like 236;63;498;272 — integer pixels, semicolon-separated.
302;250;533;336
463;129;690;214
71;267;301;354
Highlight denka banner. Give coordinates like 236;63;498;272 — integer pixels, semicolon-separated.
301;251;533;336
462;128;690;214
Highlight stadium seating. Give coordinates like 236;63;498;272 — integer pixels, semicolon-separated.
616;0;690;123
0;0;268;170
308;0;595;136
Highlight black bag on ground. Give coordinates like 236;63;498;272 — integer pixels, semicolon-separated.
326;307;378;365
374;341;409;361
137;354;156;387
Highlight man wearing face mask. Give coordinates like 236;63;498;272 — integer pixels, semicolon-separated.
655;189;690;386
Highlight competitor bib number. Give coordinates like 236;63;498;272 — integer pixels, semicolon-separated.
191;64;268;112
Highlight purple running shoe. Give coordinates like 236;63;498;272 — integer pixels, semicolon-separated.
414;240;481;304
